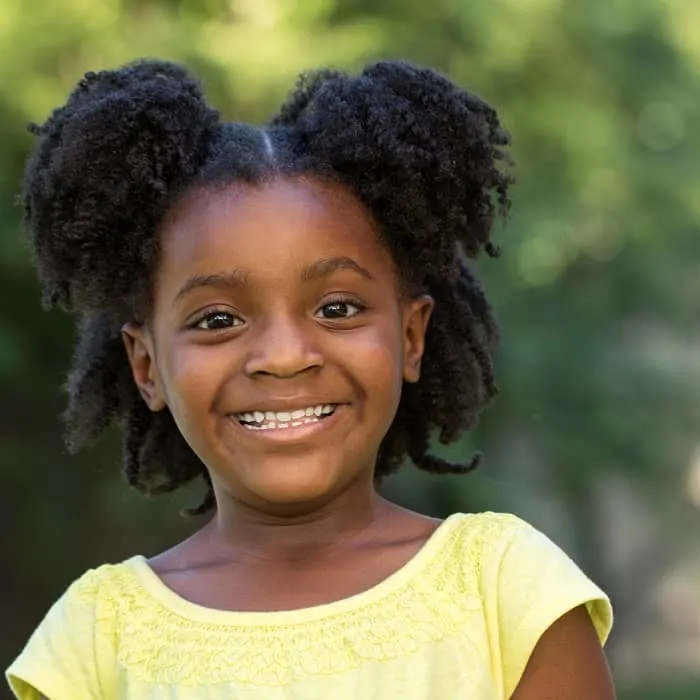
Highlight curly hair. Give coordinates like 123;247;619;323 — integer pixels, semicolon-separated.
23;58;513;514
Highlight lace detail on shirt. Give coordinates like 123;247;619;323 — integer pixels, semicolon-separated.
74;512;523;687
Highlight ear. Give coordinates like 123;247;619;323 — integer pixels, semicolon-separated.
121;322;167;411
402;294;434;384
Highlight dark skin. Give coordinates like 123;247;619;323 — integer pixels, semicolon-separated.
123;176;439;609
120;176;615;698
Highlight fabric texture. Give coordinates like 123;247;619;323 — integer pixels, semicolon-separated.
6;512;613;699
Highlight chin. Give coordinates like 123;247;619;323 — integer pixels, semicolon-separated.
240;458;348;506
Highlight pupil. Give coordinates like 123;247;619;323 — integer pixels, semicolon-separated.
210;314;230;327
326;303;346;318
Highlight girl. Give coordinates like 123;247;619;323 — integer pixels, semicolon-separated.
6;59;615;699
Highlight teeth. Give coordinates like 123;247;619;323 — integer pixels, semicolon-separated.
236;404;337;429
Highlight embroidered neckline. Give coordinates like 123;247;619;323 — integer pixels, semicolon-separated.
125;511;465;626
81;512;524;686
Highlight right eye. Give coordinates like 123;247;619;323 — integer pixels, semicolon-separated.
191;310;243;331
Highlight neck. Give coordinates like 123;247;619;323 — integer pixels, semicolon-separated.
206;482;395;561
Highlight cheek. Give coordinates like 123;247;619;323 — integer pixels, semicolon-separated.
341;321;405;409
161;345;231;419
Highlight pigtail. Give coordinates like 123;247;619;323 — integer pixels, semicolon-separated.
62;312;134;451
272;60;512;478
272;60;512;276
24;59;221;315
23;60;219;510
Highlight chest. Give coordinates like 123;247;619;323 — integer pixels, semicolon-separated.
114;609;498;699
159;544;423;613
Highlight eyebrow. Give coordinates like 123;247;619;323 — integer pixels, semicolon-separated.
174;269;250;303
301;257;374;283
173;256;374;303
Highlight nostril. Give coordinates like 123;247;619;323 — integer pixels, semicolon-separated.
244;350;324;379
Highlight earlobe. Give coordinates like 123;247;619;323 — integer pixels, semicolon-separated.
403;295;434;384
121;322;167;411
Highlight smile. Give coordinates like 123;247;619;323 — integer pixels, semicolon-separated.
235;404;337;431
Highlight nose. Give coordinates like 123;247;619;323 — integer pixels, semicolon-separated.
243;314;323;378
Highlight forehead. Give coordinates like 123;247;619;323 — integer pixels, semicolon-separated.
156;177;396;286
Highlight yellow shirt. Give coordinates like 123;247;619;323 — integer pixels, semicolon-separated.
6;512;612;699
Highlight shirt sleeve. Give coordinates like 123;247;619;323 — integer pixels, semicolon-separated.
484;518;613;699
5;568;116;700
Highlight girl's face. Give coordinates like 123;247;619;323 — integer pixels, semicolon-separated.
123;177;432;511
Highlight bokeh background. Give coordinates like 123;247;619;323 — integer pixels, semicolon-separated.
2;0;699;697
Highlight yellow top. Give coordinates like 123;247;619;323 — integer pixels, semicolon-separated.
6;512;612;700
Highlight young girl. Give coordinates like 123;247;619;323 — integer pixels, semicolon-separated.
6;59;614;699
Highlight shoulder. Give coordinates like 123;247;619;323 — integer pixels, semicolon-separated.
445;512;613;698
450;509;538;533
6;558;141;699
17;556;143;646
423;511;538;605
447;510;596;578
66;557;135;593
446;510;535;558
56;557;143;618
429;511;533;583
447;511;612;629
14;557;144;656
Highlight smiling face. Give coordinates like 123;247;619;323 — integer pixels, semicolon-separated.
122;177;433;511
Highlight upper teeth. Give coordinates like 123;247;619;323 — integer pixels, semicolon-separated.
238;405;335;424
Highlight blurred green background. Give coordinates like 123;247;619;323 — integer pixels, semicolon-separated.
2;0;699;697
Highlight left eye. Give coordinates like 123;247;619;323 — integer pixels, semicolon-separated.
316;301;363;320
193;312;243;330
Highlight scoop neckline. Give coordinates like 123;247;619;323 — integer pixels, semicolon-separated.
125;512;465;626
